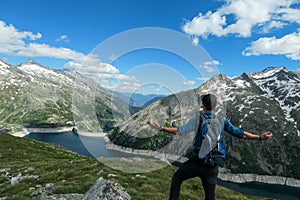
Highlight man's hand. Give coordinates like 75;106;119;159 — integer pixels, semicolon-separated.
261;131;273;140
244;131;273;140
147;121;162;130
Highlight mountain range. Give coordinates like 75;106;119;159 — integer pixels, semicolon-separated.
109;66;300;179
111;91;165;115
1;58;300;179
0;59;128;132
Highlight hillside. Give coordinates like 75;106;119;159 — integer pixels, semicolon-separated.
108;67;300;179
0;58;298;196
0;59;128;132
0;134;270;199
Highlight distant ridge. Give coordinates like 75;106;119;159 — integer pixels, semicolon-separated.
109;66;300;180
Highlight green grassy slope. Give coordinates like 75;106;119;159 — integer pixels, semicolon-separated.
0;134;272;200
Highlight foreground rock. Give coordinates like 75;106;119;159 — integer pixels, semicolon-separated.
0;127;9;134
82;177;131;200
31;183;83;200
31;177;131;200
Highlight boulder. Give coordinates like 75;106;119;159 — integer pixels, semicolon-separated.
82;177;131;200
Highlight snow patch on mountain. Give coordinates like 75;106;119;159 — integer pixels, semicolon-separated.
223;67;299;137
251;67;286;79
19;60;59;77
18;59;74;86
0;59;11;75
233;79;251;88
249;67;300;136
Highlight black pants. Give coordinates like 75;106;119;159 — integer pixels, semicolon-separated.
169;155;219;200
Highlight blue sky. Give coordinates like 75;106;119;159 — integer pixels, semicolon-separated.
1;0;300;94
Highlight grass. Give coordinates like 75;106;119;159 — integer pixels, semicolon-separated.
0;134;273;200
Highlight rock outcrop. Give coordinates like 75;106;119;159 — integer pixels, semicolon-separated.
0;127;8;134
82;177;131;200
31;177;131;200
31;183;83;200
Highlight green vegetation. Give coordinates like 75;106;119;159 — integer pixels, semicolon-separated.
109;123;174;151
0;134;272;199
0;77;74;131
111;121;175;151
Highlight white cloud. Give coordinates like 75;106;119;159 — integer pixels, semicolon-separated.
0;20;83;61
197;77;210;81
278;7;300;24
64;54;140;83
182;80;195;86
196;60;220;84
0;21;42;54
109;54;117;61
16;43;86;60
182;0;297;38
0;20;140;91
242;31;300;60
99;79;142;93
198;60;221;73
183;11;226;38
100;73;138;81
192;36;199;46
261;21;287;33
56;35;69;42
65;54;119;73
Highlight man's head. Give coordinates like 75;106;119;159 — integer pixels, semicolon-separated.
201;93;217;111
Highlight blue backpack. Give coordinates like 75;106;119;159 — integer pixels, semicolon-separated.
198;114;226;166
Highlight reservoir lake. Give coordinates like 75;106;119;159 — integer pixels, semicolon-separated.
25;131;300;200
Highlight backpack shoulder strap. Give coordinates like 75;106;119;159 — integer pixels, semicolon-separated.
197;114;207;139
198;113;205;130
199;113;211;135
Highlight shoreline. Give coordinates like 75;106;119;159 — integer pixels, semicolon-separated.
75;131;107;138
106;142;188;164
218;167;300;188
10;127;106;138
9;129;300;188
106;142;300;188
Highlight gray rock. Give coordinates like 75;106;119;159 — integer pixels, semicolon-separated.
82;177;131;200
37;194;84;200
10;173;22;186
31;177;131;200
0;127;9;134
31;183;83;200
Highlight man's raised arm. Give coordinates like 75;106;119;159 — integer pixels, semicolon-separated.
147;121;178;135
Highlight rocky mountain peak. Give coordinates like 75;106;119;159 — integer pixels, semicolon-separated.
251;66;287;79
232;73;265;94
18;59;65;80
211;73;232;83
201;74;234;91
109;66;300;180
240;72;252;80
25;59;35;65
262;66;286;73
20;59;48;70
0;58;129;133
